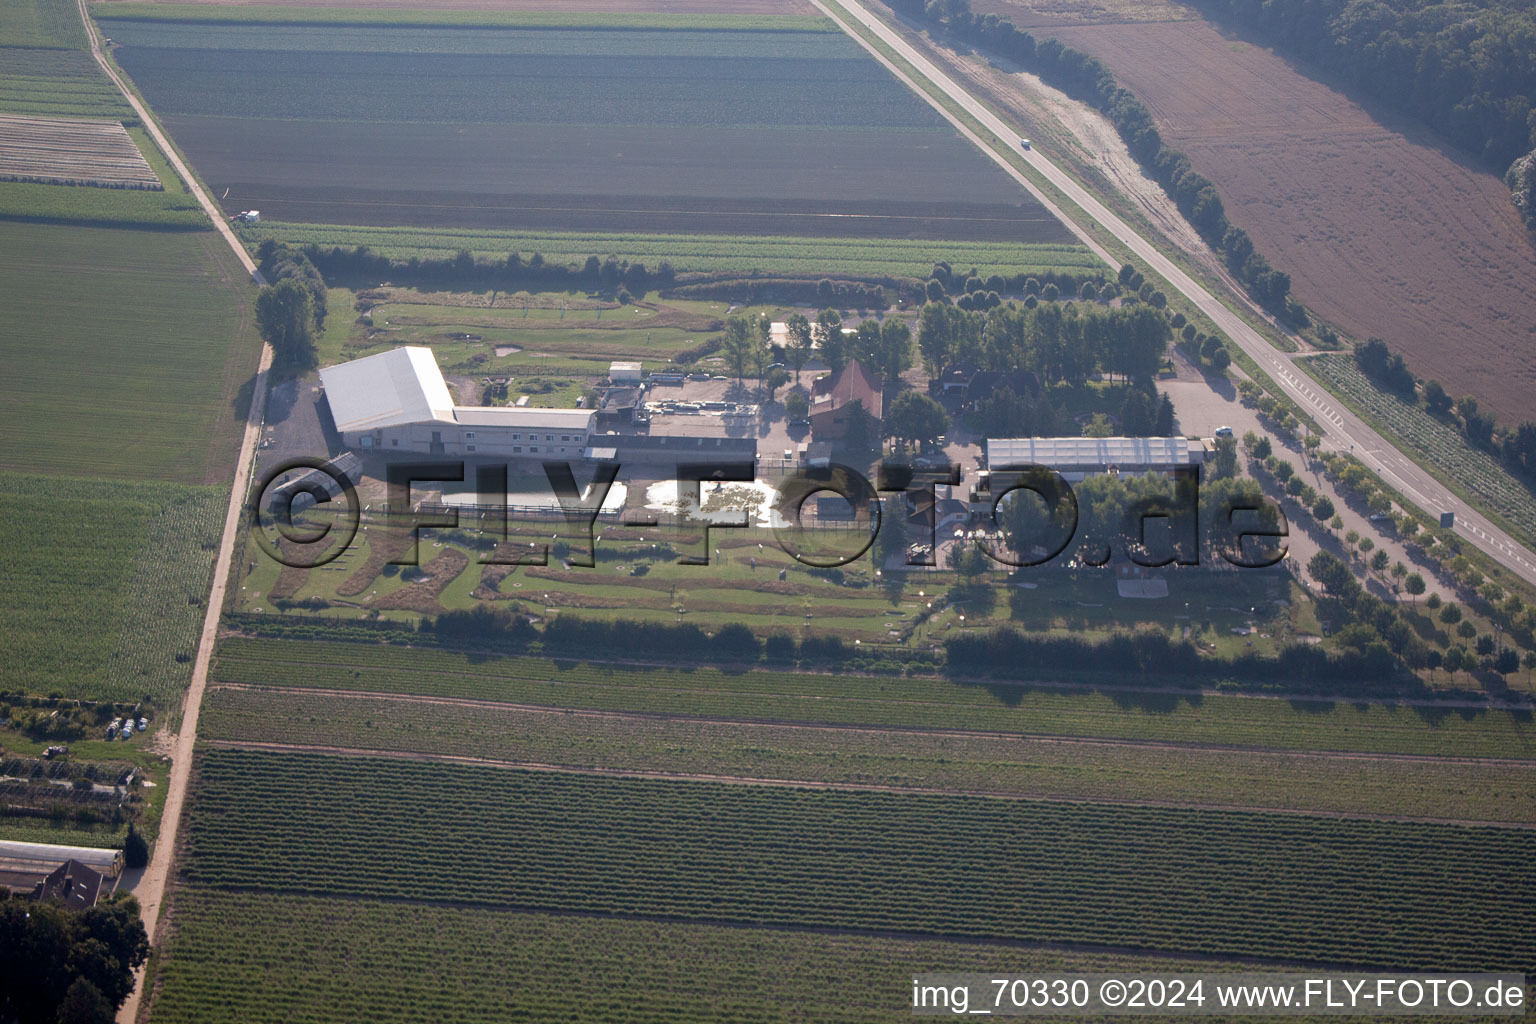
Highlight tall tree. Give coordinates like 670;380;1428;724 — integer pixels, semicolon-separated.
255;279;318;372
814;308;846;371
851;320;883;370
879;317;914;379
916;301;952;376
785;312;813;381
883;390;949;450
721;315;757;385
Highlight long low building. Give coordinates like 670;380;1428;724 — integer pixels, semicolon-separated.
0;840;123;902
320;347;595;458
985;436;1205;481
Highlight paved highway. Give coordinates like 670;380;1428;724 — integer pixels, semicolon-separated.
815;0;1536;586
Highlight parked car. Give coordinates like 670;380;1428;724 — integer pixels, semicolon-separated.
1214;425;1234;438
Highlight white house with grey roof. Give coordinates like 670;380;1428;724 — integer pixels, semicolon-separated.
320;347;594;458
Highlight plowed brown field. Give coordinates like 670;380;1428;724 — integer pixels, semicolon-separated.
1042;18;1536;422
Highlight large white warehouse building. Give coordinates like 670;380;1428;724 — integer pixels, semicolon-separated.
320;347;594;458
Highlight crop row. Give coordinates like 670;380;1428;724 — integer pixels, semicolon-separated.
97;20;845;57
150;889;1274;1024
114;47;950;131
94;8;840;35
212;636;1536;758
0;474;223;704
0;50;132;121
1309;355;1536;548
183;749;1536;970
246;221;1100;278
0;0;89;50
200;686;1536;821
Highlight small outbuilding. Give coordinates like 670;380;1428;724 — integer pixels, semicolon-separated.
608;361;643;384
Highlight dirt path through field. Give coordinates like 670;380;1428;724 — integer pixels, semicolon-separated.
201;738;1536;828
73;3;278;1022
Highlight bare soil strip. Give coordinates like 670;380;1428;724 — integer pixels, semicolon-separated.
0;113;160;189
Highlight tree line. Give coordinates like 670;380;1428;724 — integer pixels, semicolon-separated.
1187;0;1536;194
889;0;1302;322
917;296;1172;385
254;243;328;372
1354;338;1536;478
257;240;1104;313
0;891;149;1024
946;623;1415;695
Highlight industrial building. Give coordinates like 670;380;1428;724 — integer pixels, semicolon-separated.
985;437;1205;481
319;347;594;458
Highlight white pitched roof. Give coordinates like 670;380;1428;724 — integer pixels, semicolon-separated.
987;436;1203;470
319;347;456;433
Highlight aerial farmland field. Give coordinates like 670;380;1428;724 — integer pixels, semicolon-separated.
98;17;1074;243
242;221;1102;279
199;684;1536;822
175;749;1536;971
1037;16;1536;424
0;222;260;482
0;113;160;188
211;638;1536;760
0;474;224;704
150;890;1283;1024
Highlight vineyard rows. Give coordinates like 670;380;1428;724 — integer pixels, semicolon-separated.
0;114;161;189
152;889;1270;1024
213;637;1536;758
200;687;1536;821
183;750;1536;970
1309;355;1536;548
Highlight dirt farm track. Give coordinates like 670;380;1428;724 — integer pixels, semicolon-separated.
1032;19;1536;423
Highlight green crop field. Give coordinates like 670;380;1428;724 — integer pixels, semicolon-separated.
92;5;837;33
200;686;1536;822
99;19;1072;243
1;0;88;50
0;0;133;121
245;221;1101;279
1307;354;1536;552
0;221;260;483
211;638;1536;759
182;749;1536;970
0;473;223;703
151;890;1319;1024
